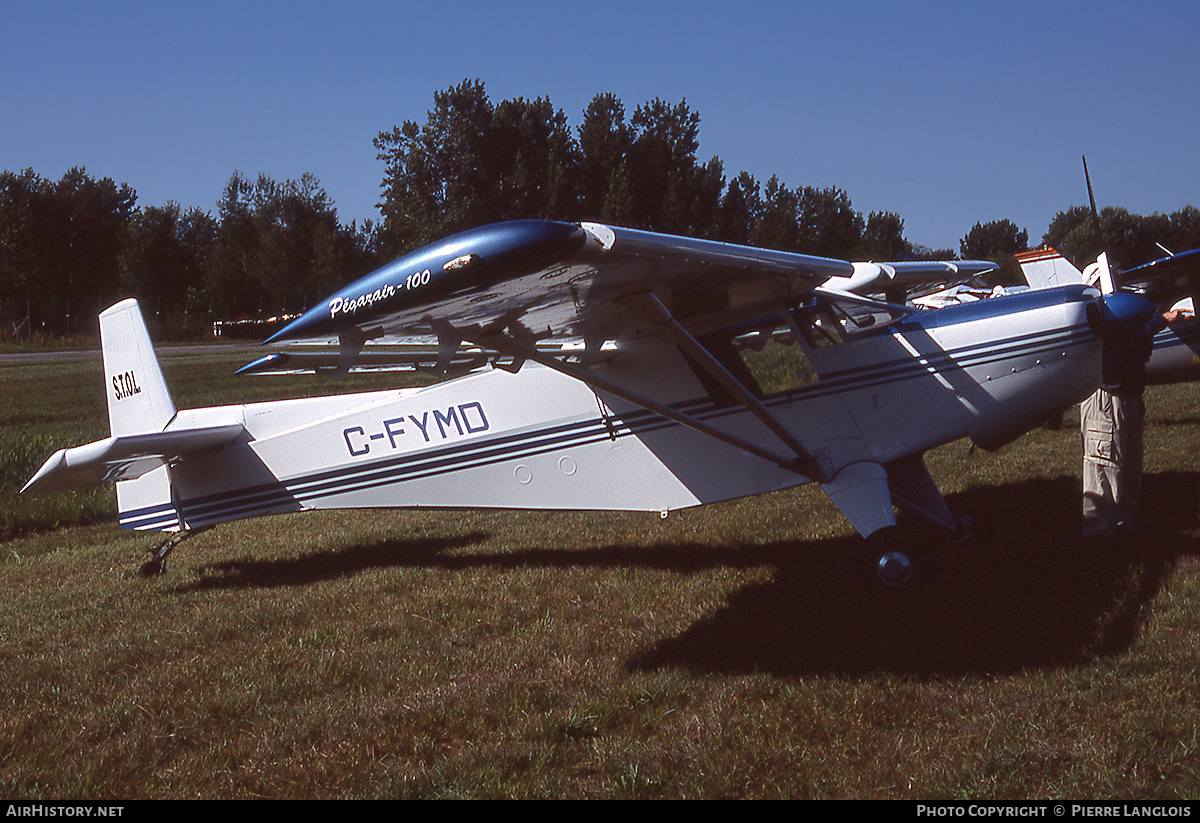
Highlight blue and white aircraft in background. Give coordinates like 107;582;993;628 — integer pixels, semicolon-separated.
22;220;1156;583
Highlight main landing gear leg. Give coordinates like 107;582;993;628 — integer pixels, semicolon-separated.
137;528;210;578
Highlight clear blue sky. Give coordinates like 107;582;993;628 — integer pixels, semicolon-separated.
4;0;1199;254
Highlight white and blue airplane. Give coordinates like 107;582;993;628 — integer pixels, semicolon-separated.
21;220;1157;583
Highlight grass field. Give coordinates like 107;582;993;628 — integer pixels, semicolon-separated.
1;348;1199;799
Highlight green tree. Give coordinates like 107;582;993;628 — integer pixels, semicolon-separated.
960;219;1028;259
1166;206;1200;253
754;176;800;251
1042;205;1189;273
374;80;492;256
25;168;137;333
909;244;959;260
663;156;725;239
861;211;910;260
1042;205;1094;267
625;98;710;232
797;186;862;259
716;171;762;245
600;159;635;225
121;203;216;320
375;80;580;258
577;93;631;221
1103;207;1172;271
958;219;1029;284
204;171;355;319
205;172;258;318
489;96;580;222
0;169;52;330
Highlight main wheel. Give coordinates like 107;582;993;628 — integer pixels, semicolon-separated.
876;550;913;586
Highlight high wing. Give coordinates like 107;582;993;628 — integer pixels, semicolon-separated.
267;220;858;350
835;258;997;303
260;220;992;375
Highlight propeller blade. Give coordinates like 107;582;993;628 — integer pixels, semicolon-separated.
1081;156;1116;294
1082;251;1116;294
1084;155;1103;249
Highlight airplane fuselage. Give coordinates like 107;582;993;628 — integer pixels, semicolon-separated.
115;285;1105;534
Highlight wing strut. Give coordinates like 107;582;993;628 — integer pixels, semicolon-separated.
615;291;831;480
467;331;832;483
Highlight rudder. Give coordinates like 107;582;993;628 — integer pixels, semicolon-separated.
100;299;176;437
1015;247;1084;290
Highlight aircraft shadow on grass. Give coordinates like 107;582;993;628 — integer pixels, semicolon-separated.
634;470;1200;678
173;470;1200;678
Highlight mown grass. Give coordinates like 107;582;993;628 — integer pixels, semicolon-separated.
1;347;1199;798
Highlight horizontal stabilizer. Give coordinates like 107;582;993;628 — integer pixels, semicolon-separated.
21;424;245;495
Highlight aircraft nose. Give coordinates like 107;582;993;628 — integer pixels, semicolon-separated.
1087;291;1159;341
1087;291;1160;390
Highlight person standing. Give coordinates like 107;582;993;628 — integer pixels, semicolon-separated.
1080;309;1185;536
1080;381;1145;537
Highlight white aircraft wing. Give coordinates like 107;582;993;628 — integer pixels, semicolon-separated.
836;259;996;298
262;220;1000;387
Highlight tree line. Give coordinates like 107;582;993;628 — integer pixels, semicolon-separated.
3;79;1198;340
0;167;378;338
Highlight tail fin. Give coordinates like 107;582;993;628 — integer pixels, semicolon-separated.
22;299;243;520
100;299;176;437
1014;248;1085;290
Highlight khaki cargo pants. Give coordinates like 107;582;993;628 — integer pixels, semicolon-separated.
1080;388;1144;536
